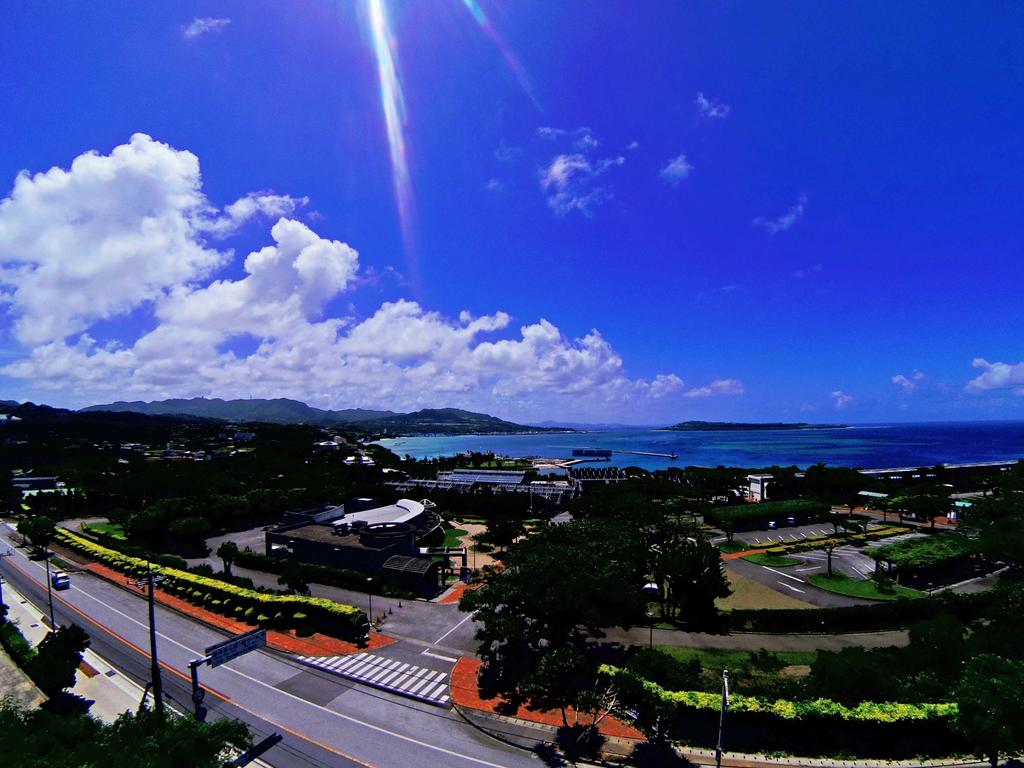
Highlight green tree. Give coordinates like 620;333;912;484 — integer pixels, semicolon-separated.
278;561;310;595
651;521;731;626
216;540;239;577
19;515;57;550
962;491;1024;570
0;700;250;768
27;623;91;698
953;654;1024;767
461;519;648;713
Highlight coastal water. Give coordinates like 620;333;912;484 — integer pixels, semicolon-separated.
376;421;1024;471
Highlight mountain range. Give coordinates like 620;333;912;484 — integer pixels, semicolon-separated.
80;398;560;436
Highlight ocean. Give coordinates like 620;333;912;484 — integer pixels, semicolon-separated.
375;421;1024;471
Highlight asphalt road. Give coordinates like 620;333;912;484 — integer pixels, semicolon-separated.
0;524;540;768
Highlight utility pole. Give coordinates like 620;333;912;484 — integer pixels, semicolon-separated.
0;549;14;609
715;669;729;768
43;550;56;628
133;563;164;717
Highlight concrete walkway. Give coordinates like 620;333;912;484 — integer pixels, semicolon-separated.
3;578;152;722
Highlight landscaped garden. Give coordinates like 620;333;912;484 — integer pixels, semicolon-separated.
807;572;925;601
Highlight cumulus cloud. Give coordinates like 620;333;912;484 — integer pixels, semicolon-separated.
626;141;640;151
754;194;808;235
182;17;231;40
831;390;854;409
0;133;226;344
684;378;745;398
695;92;730;120
659;154;693;186
965;358;1024;394
0;135;709;420
892;371;926;394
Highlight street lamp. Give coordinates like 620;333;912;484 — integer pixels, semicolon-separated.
43;548;56;629
131;562;165;717
647;610;654;648
0;549;14;609
715;669;730;768
366;577;374;631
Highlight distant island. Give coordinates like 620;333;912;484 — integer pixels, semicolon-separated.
81;397;565;436
666;421;848;431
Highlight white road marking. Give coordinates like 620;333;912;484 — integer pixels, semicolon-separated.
763;566;806;584
434;612;474;645
422;649;459;663
795;566;819;572
0;532;508;768
779;582;806;594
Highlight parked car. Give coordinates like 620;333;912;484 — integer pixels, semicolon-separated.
51;571;70;590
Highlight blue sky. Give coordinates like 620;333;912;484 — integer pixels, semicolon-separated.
1;1;1022;423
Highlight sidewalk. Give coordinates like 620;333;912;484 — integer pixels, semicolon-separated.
3;579;151;722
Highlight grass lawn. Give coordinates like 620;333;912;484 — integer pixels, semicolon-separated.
84;522;126;540
442;527;468;548
717;570;814;610
716;540;749;554
807;572;925;601
654;646;818;671
742;552;802;567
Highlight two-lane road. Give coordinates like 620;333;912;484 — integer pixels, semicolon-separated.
0;525;538;768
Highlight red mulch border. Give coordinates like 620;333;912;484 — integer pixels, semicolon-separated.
450;657;644;740
437;581;469;605
82;561;395;655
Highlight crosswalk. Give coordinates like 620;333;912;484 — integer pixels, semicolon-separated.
296;652;451;707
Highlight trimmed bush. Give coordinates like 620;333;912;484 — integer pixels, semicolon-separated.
601;665;964;758
56;529;365;639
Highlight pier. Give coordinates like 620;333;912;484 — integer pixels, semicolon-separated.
612;449;678;460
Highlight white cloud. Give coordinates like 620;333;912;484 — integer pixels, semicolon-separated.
659;154;693;186
754;194;808;235
0;135;714;421
892;371;926;394
831;390;854;409
965;358;1024;394
539;153;624;217
485;178;504;192
684;378;745;398
695;92;730;120
182;17;231;40
0;133;226;344
626;141;639;151
199;192;309;237
536;126;598;153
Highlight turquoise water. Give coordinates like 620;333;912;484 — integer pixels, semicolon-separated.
376;422;1024;471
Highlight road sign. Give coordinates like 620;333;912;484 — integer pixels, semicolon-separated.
205;628;266;668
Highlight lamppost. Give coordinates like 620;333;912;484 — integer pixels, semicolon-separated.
43;548;56;628
647;610;655;648
132;562;164;717
0;549;14;609
715;669;730;768
366;576;374;631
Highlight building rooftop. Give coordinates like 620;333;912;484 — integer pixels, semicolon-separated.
332;499;425;529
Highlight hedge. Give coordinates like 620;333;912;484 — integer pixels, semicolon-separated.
870;533;979;569
705;500;831;527
55;529;366;640
763;526;908;555
602;665;954;722
234;549;414;598
602;666;964;758
726;588;996;633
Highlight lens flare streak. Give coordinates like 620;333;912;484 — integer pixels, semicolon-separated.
366;0;415;258
459;0;540;110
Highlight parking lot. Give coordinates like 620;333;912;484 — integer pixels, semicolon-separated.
734;521;842;547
